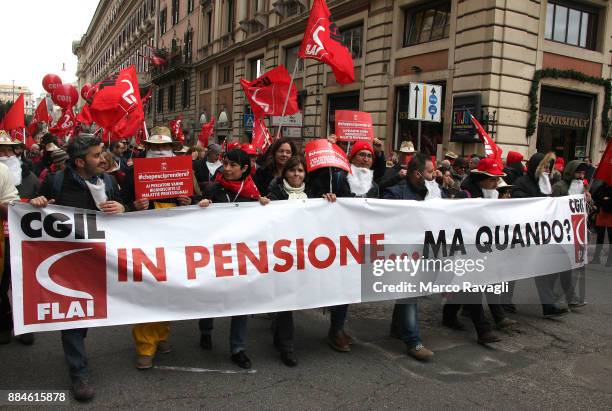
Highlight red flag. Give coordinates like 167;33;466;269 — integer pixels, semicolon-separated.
468;111;503;169
90;66;144;137
594;139;612;186
169;117;184;143
76;104;94;126
49;109;77;138
198;118;215;147
240;65;299;119
27;98;50;136
2;94;25;131
25;135;36;149
298;0;354;85
251;118;273;154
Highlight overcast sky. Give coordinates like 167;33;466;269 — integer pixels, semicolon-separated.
0;0;99;98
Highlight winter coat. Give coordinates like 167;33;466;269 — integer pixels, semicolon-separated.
502;162;524;185
305;168;352;199
17;161;40;199
253;165;277;196
267;177;313;201
383;180;427;201
512;152;555;198
551;160;585;197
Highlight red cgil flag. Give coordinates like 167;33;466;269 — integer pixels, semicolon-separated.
468;111;503;169
90;66;144;138
169;116;185;143
298;0;354;85
594;139;612;186
2;94;25;131
251;118;273;154
49;109;77;138
198;118;215;147
240;65;299;119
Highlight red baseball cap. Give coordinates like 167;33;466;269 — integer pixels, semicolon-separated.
472;157;506;177
241;143;257;155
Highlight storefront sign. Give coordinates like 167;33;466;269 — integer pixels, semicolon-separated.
451;94;481;142
538;114;589;129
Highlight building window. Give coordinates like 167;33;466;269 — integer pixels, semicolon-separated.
341;25;363;59
172;0;180;25
159;8;167;34
284;45;304;72
226;0;234;33
182;78;191;108
249;56;264;80
169;84;176;111
220;63;233;85
545;2;597;49
200;70;210;89
403;1;450;47
327;92;360;135
156;88;164;113
184;30;193;63
188;0;195;14
205;11;213;43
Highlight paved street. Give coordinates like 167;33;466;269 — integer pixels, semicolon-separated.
1;260;611;409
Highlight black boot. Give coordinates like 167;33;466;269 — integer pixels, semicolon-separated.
72;378;95;402
280;351;298;367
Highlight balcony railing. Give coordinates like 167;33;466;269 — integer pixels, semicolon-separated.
150;45;192;83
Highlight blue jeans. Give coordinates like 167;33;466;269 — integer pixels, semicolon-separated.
61;328;89;382
199;316;248;354
392;303;421;348
329;305;348;333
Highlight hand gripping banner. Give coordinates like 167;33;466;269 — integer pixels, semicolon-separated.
9;196;586;334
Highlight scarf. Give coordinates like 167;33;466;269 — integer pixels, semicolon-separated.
347;164;373;196
215;173;260;201
282;179;307;199
482;188;499;199
538;172;552;195
146;150;174;158
424;179;442;200
0;156;22;186
206;160;222;177
84;178;108;210
568;179;584;195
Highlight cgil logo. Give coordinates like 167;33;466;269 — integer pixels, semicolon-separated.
22;241;107;325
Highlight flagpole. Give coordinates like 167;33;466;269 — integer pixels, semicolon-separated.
275;59;300;141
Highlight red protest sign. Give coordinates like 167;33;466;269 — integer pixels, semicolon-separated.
133;156;194;200
335;110;374;142
305;139;350;173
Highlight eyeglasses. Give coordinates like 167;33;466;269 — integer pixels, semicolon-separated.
356;152;373;158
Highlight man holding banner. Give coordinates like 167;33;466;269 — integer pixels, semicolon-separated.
120;125;197;370
29;133;125;402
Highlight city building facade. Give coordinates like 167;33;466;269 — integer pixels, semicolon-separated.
75;0;612;162
0;84;36;115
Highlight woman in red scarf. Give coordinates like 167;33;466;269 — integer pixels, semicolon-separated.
197;148;259;369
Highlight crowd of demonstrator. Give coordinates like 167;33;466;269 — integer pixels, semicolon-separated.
0;127;609;402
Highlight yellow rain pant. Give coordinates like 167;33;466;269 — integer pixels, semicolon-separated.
132;322;170;356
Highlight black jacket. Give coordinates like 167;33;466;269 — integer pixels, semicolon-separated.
383;180;427;201
253;165;277;196
378;164;406;194
456;174;484;198
503;162;524;185
193;159;221;191
267;177;313;201
512;152;555;199
305;168;353;199
205;182;258;203
39;168;121;209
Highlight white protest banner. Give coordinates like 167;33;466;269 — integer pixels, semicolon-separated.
9;195;586;334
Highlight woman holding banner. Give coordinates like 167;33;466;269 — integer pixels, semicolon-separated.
197;148;261;369
259;156;338;366
253;138;297;196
